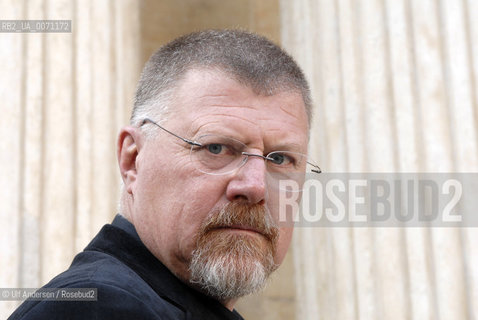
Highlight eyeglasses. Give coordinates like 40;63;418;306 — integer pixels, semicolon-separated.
141;118;321;188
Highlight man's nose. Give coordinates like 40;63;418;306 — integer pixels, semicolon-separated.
225;155;267;204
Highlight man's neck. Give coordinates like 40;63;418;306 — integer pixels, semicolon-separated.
223;298;238;311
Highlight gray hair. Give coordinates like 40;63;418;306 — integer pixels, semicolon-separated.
131;29;312;129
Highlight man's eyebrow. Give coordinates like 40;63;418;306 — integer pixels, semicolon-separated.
269;142;306;153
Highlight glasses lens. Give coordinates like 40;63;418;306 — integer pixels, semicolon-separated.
189;136;321;192
266;151;319;192
190;134;247;175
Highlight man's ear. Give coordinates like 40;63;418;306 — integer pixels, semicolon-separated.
117;126;142;194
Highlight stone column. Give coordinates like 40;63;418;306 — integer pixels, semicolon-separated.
0;0;140;317
281;0;478;319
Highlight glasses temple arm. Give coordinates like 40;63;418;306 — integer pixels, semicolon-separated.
141;118;202;147
307;161;322;174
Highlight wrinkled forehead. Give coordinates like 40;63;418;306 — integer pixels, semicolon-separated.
166;68;309;148
171;68;309;124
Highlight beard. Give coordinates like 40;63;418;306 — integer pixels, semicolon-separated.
188;200;280;301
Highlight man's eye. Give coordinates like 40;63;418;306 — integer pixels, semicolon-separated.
206;143;225;154
270;153;285;164
270;153;293;165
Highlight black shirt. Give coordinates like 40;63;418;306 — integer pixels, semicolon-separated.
9;215;245;320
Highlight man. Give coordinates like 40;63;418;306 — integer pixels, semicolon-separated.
10;29;316;319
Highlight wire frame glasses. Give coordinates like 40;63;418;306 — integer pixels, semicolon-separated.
141;118;321;190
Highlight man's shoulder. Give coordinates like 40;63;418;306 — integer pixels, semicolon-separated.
51;248;143;290
9;250;185;320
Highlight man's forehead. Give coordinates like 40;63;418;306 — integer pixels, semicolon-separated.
172;68;308;124
162;69;309;152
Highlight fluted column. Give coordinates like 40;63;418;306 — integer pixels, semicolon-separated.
281;0;478;319
0;0;140;317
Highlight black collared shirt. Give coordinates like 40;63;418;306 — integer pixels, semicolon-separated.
9;215;245;320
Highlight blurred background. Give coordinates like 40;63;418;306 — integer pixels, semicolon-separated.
1;0;477;319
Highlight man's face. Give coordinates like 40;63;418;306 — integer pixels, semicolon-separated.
126;68;309;300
